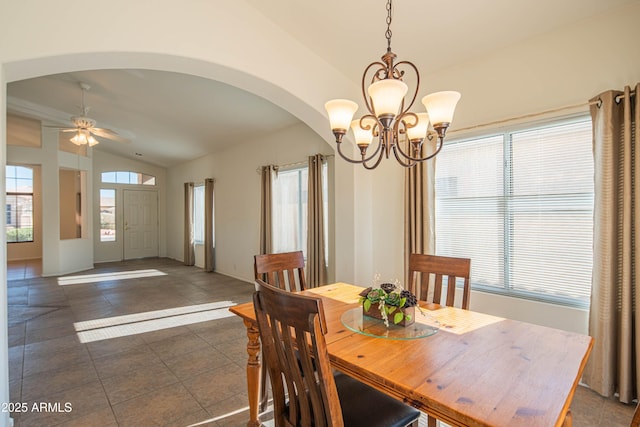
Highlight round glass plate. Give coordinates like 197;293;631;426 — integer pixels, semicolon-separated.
341;307;439;340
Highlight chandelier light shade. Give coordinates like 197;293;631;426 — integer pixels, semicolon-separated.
325;0;461;169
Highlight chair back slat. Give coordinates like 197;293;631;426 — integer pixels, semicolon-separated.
253;280;342;427
408;254;472;310
254;251;306;292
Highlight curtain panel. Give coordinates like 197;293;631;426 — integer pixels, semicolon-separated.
307;154;327;287
404;144;436;285
184;182;195;266
583;83;639;403
204;178;215;272
259;165;276;255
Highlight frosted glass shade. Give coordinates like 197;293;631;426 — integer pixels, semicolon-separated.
87;135;99;146
421;91;461;125
406;113;430;141
367;79;408;117
70;130;88;145
351;119;374;146
325;99;358;131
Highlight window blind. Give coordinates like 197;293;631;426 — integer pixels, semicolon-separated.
435;118;593;307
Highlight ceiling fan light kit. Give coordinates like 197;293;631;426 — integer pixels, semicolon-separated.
324;0;461;169
48;82;130;147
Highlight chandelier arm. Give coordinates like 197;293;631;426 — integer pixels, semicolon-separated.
335;135;384;165
363;145;387;170
391;145;416;168
394;60;420;113
396;136;445;163
362;61;387;114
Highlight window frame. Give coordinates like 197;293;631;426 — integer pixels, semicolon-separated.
435;115;594;308
271;161;329;262
193;184;205;245
99;188;117;242
6;165;34;244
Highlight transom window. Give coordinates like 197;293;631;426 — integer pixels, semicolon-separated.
435;117;593;308
6;165;34;243
102;171;156;185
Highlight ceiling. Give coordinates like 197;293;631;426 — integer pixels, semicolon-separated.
6;0;635;168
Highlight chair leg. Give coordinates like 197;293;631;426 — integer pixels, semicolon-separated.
259;364;269;412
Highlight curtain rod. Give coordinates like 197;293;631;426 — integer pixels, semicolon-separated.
450;89;636;135
255;154;334;174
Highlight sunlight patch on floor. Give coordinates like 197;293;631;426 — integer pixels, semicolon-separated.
58;269;167;286
74;301;236;343
186;405;252;426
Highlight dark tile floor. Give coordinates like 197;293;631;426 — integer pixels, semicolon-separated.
5;258;637;426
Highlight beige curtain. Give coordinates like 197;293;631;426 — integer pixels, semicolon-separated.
204;178;215;272
184;182;195;266
259;165;275;255
307;154;327;287
404;142;437;285
583;84;639;404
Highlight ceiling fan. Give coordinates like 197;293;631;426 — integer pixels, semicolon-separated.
49;82;131;146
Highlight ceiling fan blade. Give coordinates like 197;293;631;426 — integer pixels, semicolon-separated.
43;125;76;131
91;128;131;144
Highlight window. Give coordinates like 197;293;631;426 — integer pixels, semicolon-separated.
193;185;205;244
100;189;116;242
435;118;593;307
101;171;156;185
6;165;34;243
272;164;328;260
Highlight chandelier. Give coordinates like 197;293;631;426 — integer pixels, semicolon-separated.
324;0;461;169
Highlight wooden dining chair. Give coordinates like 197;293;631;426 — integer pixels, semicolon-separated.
408;253;471;427
254;250;306;292
631;401;640;427
253;250;306;411
253;279;420;427
408;253;471;310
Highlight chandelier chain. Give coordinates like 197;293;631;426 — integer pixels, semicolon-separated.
385;0;393;51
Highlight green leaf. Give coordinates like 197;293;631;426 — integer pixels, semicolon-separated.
405;314;412;321
400;297;407;307
363;299;371;312
394;312;404;324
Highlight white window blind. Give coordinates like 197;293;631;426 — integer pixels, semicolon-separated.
273;167;308;255
272;163;329;261
193;185;204;244
435;118;593;307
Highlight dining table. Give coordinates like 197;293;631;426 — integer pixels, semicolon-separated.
229;282;594;427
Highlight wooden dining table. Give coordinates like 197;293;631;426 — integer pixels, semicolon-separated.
229;283;593;427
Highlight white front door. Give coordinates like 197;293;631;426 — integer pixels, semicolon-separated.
123;190;158;259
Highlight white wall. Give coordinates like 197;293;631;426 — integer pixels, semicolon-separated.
167;122;333;282
92;150;167;263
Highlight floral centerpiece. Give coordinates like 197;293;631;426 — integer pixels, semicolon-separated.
358;281;419;327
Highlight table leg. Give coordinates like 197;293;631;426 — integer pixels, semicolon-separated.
243;318;261;427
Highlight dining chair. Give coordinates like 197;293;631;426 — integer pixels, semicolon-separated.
408;253;470;427
253;279;420;427
254;250;306;292
631;401;640;427
253;250;306;411
408;253;471;310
